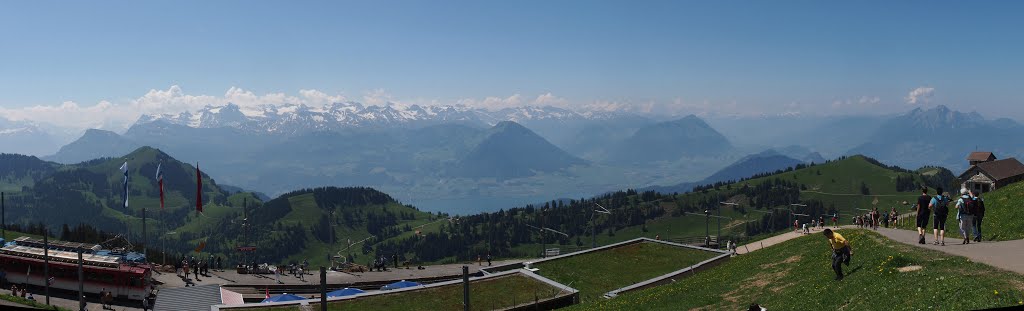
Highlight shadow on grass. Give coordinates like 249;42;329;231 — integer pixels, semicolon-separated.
845;265;863;276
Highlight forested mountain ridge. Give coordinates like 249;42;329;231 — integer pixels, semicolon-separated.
3;146;955;268
2;148;436;266
0;153;60;193
364;155;951;265
2;146;235;236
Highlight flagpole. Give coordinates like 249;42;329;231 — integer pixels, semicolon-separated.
2;192;5;242
157;161;165;265
196;162;204;272
161;218;164;264
142;207;147;254
78;250;84;311
44;231;50;306
122;160;130;249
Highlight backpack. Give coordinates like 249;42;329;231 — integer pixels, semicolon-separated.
977;198;986;216
933;195;948;215
963;196;977;215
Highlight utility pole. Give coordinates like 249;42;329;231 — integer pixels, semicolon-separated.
462;266;470;311
320;267;327;311
591;203;611;249
242;198;249;273
78;250;85;311
44;233;50;305
1;192;5;242
718;202;742;245
683;211;733;248
704;209;710;247
540;207;545;258
329;210;334;270
790;203;808;231
591;207;596;249
142;207;146;253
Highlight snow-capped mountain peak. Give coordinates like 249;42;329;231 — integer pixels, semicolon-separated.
133;102;620;135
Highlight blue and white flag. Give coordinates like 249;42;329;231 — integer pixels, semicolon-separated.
120;161;129;209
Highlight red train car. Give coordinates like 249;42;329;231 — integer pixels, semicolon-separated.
0;239;152;301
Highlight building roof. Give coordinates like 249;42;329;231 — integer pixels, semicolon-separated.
967;152;996;162
13;236;101;253
154;285;228;311
975;158;1024;181
0;245;122;269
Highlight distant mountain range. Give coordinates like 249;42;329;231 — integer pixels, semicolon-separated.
641;148;812;194
43;117;605;212
0;119;64;156
848;105;1024;171
46;129;140;164
603;115;734;164
38;102;745;213
136;102;614;134
452;121;585;179
21;102;1024;213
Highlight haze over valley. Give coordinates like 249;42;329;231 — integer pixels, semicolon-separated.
4;100;1021;214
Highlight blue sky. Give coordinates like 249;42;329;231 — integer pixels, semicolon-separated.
1;0;1023;128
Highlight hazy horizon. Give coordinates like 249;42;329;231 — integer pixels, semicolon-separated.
2;1;1023;132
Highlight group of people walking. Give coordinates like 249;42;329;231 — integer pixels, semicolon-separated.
854;207;900;229
274;259;309;284
915;186;985;246
796;215;840;235
174;255;223;283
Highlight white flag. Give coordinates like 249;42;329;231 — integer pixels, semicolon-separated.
120;161;129;208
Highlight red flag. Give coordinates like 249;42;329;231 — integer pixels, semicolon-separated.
265;287;270;299
196;163;203;213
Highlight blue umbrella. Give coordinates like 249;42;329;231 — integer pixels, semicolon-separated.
262;293;307;303
326;288;366;297
380;280;422;290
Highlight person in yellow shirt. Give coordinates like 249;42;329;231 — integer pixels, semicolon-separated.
823;228;852;280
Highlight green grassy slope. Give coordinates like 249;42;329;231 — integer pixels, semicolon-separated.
0;153;60;193
599;156;922;245
3;149;951;269
243;274;563;311
274;192;435;267
757;155;924;216
899;180;1024;241
570;229;1024;310
979;181;1024;240
402;155;934;264
534;242;717;302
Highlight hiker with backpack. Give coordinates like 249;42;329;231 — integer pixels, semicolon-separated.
930;187;950;246
955;188;975;245
915;187;931;244
972;191;986;242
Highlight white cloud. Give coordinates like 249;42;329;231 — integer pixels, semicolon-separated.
0;85;349;132
531;93;569;107
0;100;134;130
362;88;395;106
299;89;347;106
832;96;881;109
905;87;934;105
456;94;524;111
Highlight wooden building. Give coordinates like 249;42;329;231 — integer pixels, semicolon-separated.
958;152;1024;194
